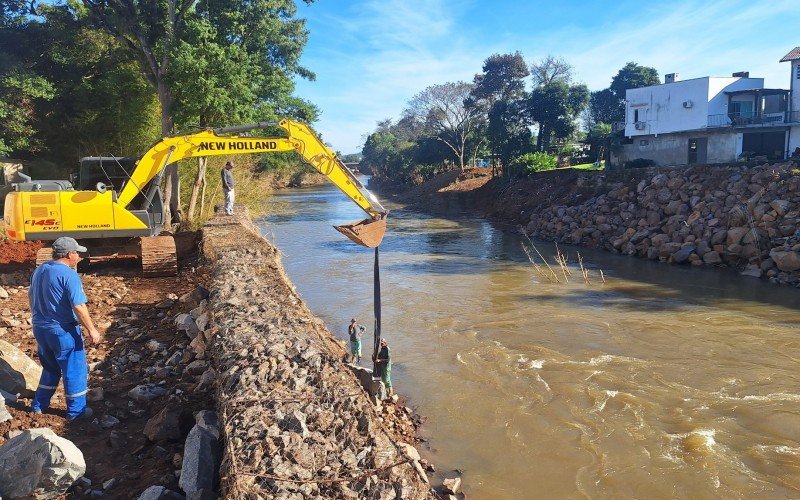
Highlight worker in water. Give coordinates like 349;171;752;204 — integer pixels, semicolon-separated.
374;337;392;396
29;237;101;420
221;160;235;215
348;319;362;364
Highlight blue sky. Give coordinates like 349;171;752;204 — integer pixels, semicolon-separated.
293;0;799;154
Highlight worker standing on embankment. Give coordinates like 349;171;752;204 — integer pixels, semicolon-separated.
221;161;235;215
29;237;101;420
374;338;392;396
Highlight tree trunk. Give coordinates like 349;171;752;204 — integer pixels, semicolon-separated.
199;176;208;219
157;81;181;229
187;157;207;222
538;124;550;152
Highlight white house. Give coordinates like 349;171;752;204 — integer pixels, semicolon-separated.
784;47;800;155
612;47;800;167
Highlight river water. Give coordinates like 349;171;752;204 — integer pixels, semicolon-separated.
257;183;800;499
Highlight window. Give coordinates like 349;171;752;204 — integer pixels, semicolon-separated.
731;100;754;117
634;109;640;122
796;64;800;80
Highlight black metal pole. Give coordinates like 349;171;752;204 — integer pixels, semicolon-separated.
372;246;381;375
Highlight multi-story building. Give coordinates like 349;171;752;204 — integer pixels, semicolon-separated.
612;47;800;167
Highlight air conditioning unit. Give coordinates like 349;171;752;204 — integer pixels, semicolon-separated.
634;122;646;130
682;100;693;108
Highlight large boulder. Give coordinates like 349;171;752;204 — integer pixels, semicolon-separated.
770;200;790;216
726;227;750;247
0;428;86;499
144;404;192;442
769;250;800;272
179;411;221;497
0;339;42;397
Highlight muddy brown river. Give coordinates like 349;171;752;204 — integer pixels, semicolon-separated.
258;183;800;499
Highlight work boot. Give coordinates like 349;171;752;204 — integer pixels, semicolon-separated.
68;407;94;421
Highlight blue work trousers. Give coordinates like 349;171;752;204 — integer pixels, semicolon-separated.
32;324;88;419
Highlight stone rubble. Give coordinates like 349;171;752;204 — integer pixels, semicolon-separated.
526;162;800;286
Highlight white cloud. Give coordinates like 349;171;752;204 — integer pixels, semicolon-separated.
297;0;799;153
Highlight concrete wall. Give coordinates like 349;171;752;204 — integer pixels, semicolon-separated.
625;78;709;136
707;77;764;115
790;125;800;154
791;60;800;112
614;130;739;166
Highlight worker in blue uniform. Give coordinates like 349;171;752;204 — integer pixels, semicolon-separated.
29;237;101;420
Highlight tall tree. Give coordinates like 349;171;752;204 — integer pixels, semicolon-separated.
589;62;660;126
487;99;532;171
33;5;160;165
527;81;589;152
0;1;54;157
469;52;530;176
609;62;660;101
470;52;529;107
405;81;481;171
80;0;314;227
530;55;573;88
588;88;621;125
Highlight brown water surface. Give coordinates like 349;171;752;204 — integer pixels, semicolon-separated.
259;184;800;499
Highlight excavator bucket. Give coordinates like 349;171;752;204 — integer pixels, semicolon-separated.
334;217;387;248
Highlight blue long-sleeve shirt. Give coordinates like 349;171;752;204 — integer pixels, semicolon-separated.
221;168;234;191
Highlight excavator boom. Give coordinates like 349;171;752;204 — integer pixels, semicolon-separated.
117;119;386;222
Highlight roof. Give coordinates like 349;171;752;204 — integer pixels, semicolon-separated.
780;47;800;62
725;88;789;96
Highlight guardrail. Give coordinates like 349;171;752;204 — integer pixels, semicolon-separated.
708;111;799;128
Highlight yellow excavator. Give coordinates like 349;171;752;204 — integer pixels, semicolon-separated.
3;119;387;275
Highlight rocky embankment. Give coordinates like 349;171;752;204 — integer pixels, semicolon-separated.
524;162;800;285
201;212;434;498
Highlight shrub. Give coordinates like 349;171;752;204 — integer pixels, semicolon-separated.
511;152;558;176
624;158;657;169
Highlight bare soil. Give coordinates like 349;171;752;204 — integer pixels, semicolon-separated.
380;167;586;228
0;237;212;498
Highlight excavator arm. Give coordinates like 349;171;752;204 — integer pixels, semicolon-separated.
115;119;387;247
118;119;386;218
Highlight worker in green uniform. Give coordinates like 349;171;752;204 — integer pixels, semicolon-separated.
374;337;392;396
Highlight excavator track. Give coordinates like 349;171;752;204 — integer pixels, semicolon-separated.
35;247;51;266
140;236;178;277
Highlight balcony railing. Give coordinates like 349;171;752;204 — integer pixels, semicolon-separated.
708;111;799;128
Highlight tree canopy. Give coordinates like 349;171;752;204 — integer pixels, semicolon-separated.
405;81;482;171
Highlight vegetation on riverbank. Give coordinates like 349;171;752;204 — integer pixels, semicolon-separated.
0;1;319;228
362;54;659;185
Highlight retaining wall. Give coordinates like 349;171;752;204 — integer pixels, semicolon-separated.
526;161;800;285
200;212;433;499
